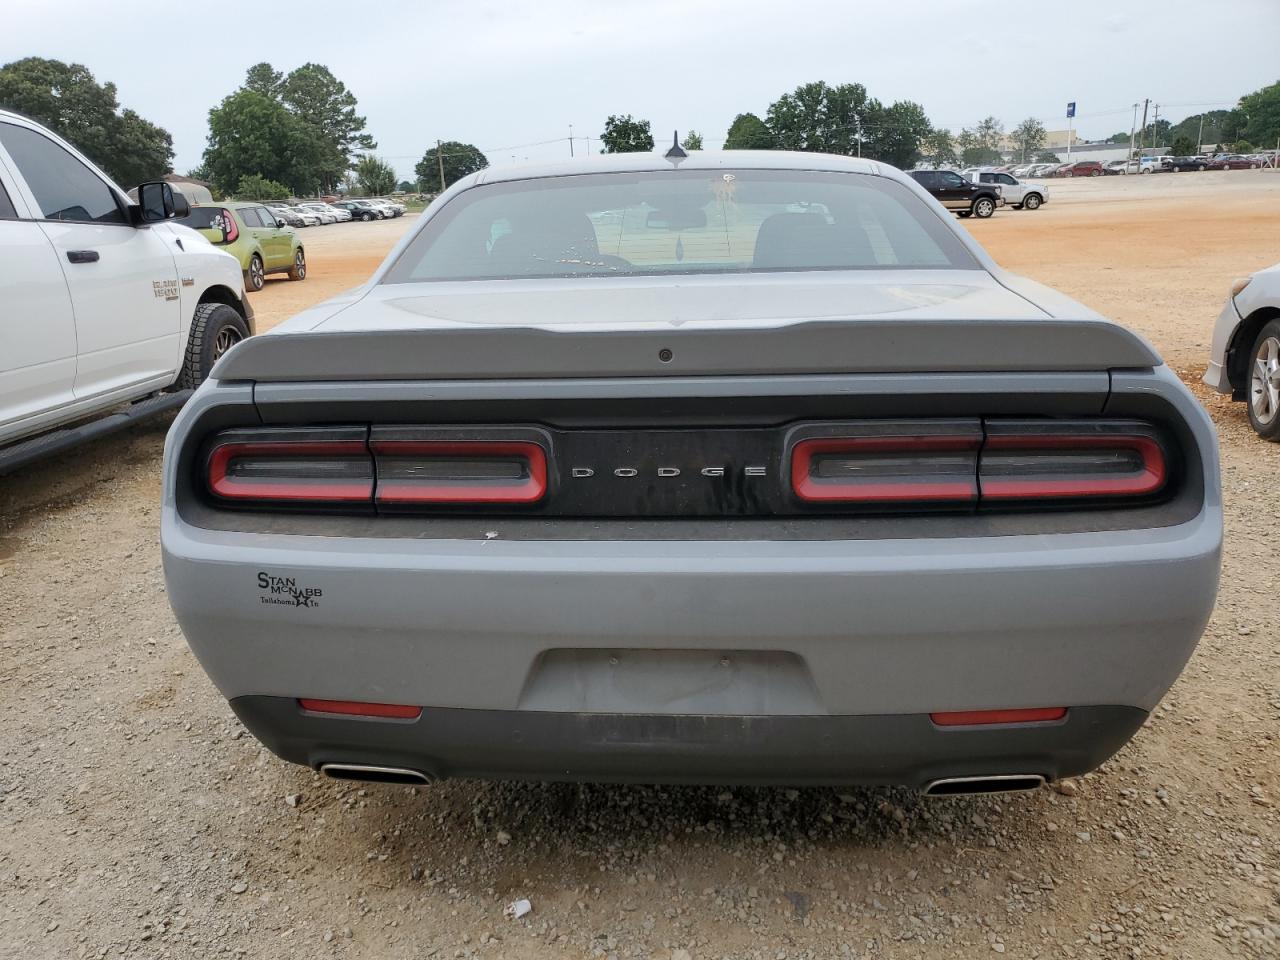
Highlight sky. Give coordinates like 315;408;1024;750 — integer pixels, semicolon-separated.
4;0;1278;181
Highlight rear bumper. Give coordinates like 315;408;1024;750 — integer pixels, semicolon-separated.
232;696;1148;787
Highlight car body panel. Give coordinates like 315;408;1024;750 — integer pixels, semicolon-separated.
162;150;1221;785
1205;262;1280;394
0;108;247;448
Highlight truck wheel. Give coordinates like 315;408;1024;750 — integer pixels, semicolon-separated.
972;197;995;218
1023;193;1042;210
288;248;306;281
180;303;251;389
246;254;265;291
1247;319;1280;441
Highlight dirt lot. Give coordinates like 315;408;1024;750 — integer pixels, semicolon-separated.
2;171;1278;960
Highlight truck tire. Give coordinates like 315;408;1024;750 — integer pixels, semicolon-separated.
1022;193;1043;210
971;196;996;218
288;248;306;281
180;303;251;389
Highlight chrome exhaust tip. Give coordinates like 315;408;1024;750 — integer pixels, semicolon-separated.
319;763;433;785
923;774;1046;797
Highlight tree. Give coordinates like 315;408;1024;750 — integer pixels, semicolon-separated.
921;129;957;167
1167;110;1234;150
1011;117;1046;162
0;57;173;185
1171;135;1196;157
1138;118;1171;147
1236;81;1280;149
766;81;869;155
278;64;376;192
1034;150;1061;163
203;89;328;195
243;62;283;99
355;155;397;196
957;117;1004;166
396;180;414;193
234;174;290;201
863;99;931;169
600;115;654;153
724;112;774;149
414;141;488;191
680;130;703;151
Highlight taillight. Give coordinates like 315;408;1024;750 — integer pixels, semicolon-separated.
205;428;372;503
369;428;550;505
980;421;1166;501
221;208;239;244
788;422;982;504
788;420;1168;507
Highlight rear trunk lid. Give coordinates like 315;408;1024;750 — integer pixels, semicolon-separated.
213;271;1160;382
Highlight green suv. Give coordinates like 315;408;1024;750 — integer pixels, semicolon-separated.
178;202;305;291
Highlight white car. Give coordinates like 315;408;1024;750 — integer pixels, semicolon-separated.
1106;159;1141;175
311;202;351;222
0;110;253;469
965;171;1048;210
299;203;340;224
366;199;402;218
1140;156;1172;174
1205;263;1280;440
289;206;321;227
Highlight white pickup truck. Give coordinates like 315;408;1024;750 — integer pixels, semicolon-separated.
0;110;252;473
963;170;1048;210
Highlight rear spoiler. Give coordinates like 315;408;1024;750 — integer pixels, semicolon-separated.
212;318;1161;383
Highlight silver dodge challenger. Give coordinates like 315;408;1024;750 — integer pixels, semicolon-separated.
162;151;1221;795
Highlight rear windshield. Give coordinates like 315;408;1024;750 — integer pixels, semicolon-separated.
382;169;976;283
177;207;229;231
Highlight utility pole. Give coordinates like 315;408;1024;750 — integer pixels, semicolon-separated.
1129;103;1139;160
1152;104;1160;151
436;139;446;193
1196;114;1205;155
1139;99;1150;150
569;124;574;158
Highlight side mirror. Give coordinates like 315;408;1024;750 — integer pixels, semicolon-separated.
136;181;189;222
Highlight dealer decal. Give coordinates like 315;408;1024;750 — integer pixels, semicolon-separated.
257;571;323;608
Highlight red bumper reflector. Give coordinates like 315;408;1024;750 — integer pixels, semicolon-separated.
930;707;1067;727
298;699;422;719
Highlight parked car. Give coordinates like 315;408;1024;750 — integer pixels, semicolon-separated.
1104;159;1140;175
907;169;1002;218
161;151;1220;792
287;205;321;227
266;204;306;228
177;202;306;291
1139;156;1173;174
1207;154;1260;171
1059;160;1105;178
303;202;350;222
366;198;402;218
1025;163;1058;178
966;171;1047;210
297;203;338;224
1168;156;1210;172
1205;263;1280;439
334;199;383;221
0;109;253;472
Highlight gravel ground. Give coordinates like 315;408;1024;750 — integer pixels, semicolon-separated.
1;172;1278;960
